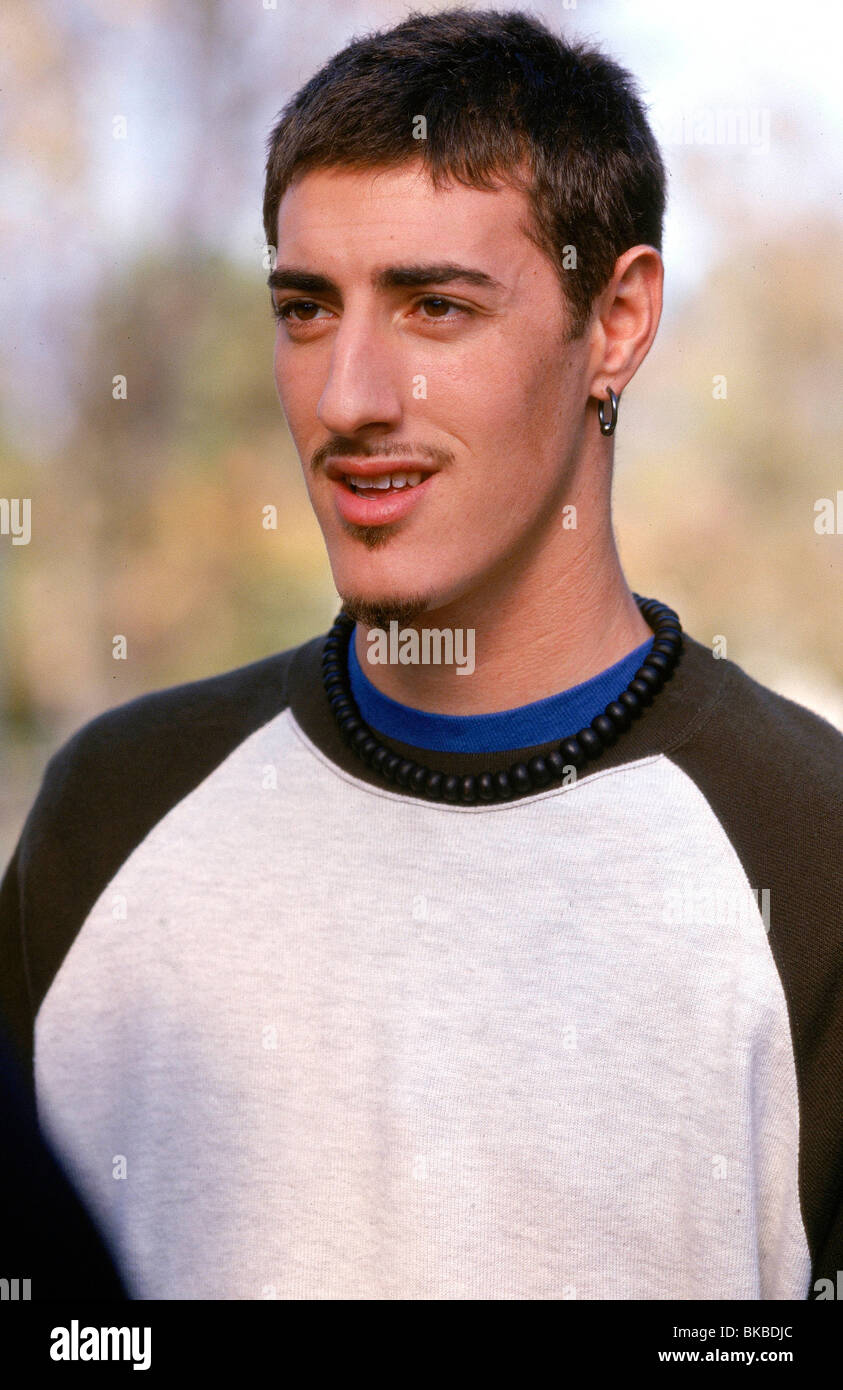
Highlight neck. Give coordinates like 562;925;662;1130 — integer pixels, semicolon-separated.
353;509;653;716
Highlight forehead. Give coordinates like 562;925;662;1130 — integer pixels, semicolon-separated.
274;163;537;272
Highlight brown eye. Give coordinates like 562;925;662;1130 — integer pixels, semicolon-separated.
275;300;326;322
420;297;456;318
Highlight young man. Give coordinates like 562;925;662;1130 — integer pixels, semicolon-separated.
1;9;840;1301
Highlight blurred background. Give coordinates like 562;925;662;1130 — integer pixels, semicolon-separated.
1;0;841;863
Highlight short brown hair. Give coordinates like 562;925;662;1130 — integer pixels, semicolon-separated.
262;7;667;339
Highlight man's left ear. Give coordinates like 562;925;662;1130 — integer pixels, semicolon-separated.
590;245;664;406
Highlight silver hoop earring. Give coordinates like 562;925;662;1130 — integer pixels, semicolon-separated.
597;387;619;436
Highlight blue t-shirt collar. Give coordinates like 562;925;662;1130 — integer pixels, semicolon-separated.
347;625;654;754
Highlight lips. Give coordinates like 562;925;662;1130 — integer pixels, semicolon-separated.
324;460;438;527
329;472;436;526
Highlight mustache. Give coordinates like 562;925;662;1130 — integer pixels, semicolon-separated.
311;439;454;473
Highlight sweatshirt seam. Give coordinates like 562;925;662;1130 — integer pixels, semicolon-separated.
286;710;669;813
286;647;729;811
656;651;731;757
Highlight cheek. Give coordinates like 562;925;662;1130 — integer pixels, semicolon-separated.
273;345;311;437
438;355;565;504
273;337;292;396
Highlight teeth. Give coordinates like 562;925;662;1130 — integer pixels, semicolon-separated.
345;471;426;492
347;474;390;489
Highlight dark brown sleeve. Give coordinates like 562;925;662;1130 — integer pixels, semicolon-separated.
667;655;843;1295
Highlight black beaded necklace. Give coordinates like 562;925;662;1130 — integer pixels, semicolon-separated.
321;593;683;805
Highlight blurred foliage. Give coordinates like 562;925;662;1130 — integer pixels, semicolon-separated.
616;213;842;695
2;252;335;733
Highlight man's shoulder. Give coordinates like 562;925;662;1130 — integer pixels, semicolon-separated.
18;634;325;854
65;634;320;751
671;635;842;869
702;641;843;793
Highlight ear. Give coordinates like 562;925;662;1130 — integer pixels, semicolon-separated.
587;245;664;399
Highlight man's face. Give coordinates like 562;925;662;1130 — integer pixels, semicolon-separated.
271;162;594;624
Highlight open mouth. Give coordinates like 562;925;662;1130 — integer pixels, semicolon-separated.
342;470;431;495
326;461;438;526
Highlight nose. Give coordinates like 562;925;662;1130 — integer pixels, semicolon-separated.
316;310;404;437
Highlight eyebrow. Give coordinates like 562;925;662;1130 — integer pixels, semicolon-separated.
266;262;505;295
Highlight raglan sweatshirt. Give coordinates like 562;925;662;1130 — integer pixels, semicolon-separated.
0;619;841;1301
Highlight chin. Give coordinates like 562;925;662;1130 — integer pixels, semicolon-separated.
337;589;434;629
